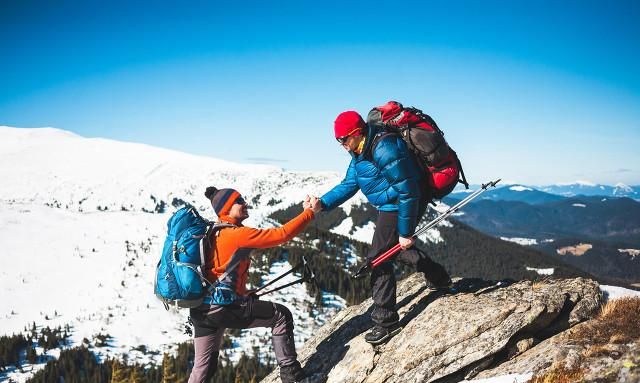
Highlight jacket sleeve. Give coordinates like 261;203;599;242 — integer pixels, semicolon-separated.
233;209;314;249
320;160;360;211
373;136;423;237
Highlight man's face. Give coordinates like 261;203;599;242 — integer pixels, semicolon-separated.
338;135;359;152
229;197;249;221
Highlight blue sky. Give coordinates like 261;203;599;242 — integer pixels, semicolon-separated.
2;0;639;185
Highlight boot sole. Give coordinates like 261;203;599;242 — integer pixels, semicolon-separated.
365;326;402;345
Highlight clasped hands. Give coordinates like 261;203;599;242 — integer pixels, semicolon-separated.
303;195;322;213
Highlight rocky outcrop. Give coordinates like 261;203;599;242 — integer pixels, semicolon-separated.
261;275;604;383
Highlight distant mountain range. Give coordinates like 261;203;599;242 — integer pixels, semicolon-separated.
446;184;640;286
451;182;639;203
449;184;565;205
449;196;640;245
540;182;639;198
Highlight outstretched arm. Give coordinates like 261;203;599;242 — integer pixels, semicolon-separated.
319;161;359;211
235;208;315;249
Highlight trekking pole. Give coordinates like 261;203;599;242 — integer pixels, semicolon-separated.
254;255;315;297
352;179;501;278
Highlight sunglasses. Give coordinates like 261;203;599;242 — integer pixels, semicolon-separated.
234;197;247;205
336;136;350;144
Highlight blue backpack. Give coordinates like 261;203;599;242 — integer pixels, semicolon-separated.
154;205;234;309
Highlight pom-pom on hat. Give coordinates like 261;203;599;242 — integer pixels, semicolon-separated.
205;186;241;217
334;111;366;139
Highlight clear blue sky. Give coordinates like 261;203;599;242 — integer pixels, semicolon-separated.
2;0;639;185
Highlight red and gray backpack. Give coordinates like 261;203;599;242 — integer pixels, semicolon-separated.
367;101;469;200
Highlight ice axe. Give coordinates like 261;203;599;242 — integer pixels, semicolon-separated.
352;179;501;278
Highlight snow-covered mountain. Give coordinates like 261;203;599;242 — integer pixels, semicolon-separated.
0;126;368;381
450;182;639;203
448;184;565;205
540;181;639;199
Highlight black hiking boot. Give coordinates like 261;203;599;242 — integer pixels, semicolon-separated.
280;361;307;383
364;324;402;345
425;277;453;291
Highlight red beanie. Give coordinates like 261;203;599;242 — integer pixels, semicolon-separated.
334;111;366;139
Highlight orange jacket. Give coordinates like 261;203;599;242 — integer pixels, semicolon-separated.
206;209;314;296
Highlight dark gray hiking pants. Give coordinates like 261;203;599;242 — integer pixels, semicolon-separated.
187;298;298;383
368;209;451;328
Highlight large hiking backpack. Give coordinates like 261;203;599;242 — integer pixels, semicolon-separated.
367;101;469;199
154;205;231;309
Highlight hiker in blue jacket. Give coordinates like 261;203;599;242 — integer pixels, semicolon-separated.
319;110;451;345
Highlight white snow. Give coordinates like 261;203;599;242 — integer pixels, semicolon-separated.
618;248;640;260
418;228;444;244
501;237;538;246
525;266;555;276
330;216;355;237
329;216;375;245
573;180;597;187
0;126;353;380
350;220;376;244
336;194;369;215
600;285;640;301
572;203;586;207
432;200;454;214
509;185;533;192
613;183;633;194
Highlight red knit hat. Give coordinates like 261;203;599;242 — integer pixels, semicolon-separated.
334;111;366;139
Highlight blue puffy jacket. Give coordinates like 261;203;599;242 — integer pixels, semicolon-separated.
320;125;424;237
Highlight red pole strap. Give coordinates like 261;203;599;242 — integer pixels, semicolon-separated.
370;243;402;268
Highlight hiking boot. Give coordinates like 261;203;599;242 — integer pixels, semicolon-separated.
425;276;453;291
364;324;402;345
279;361;307;383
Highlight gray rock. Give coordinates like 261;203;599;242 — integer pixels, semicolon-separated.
260;275;603;383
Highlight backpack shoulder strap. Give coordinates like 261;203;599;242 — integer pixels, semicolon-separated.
366;131;397;164
198;222;236;274
199;222;242;289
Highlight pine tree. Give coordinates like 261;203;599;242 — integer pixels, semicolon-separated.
110;359;128;383
26;345;38;364
128;365;146;383
162;353;177;383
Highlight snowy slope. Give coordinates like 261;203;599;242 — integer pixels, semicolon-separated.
0;127;359;381
0;126;350;217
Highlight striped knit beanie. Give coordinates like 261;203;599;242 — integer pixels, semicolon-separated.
204;186;241;217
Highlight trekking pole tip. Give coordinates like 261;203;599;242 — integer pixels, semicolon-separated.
352;264;369;279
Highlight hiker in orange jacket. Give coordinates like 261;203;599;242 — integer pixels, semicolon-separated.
188;186;321;383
